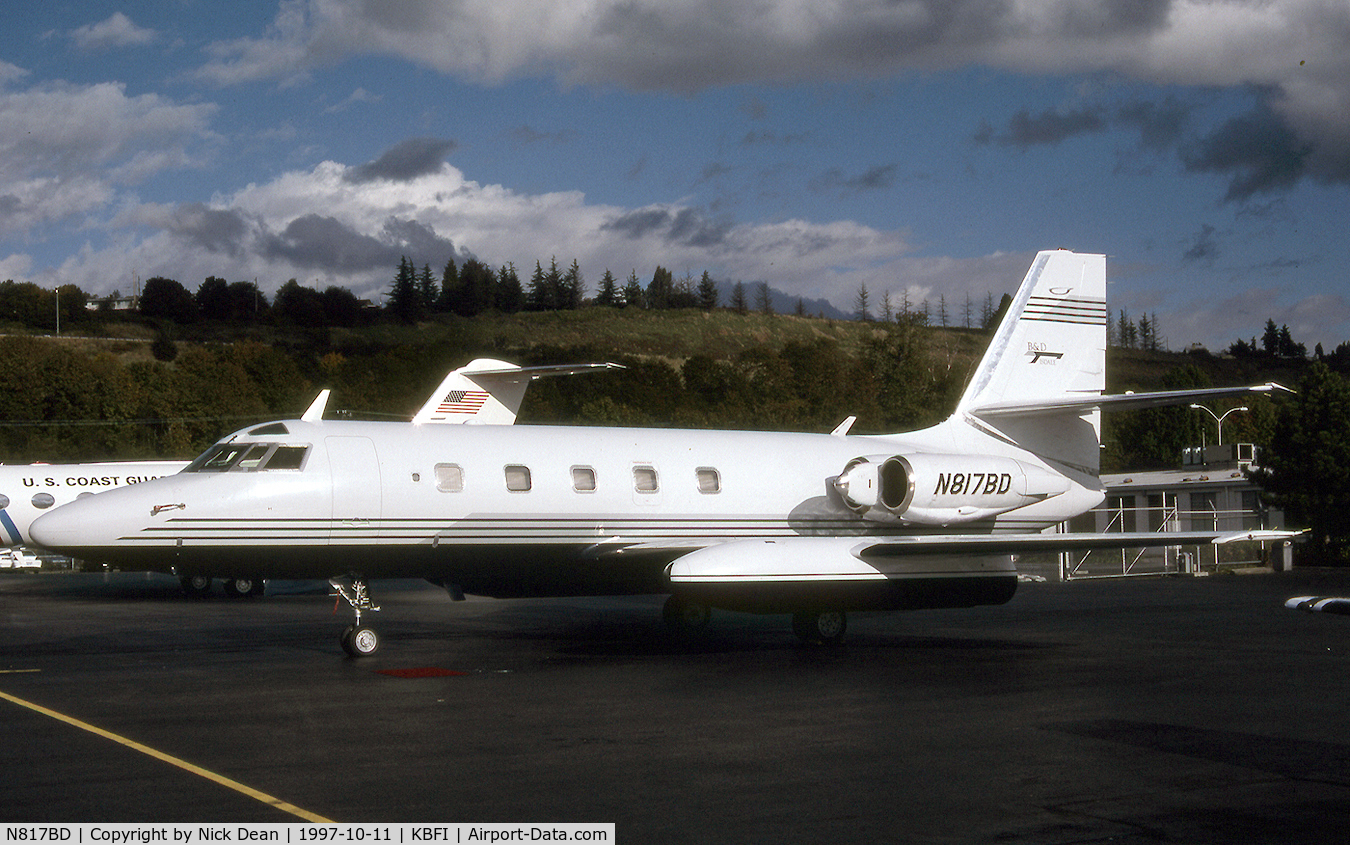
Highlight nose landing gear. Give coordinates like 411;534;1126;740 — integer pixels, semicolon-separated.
329;576;381;657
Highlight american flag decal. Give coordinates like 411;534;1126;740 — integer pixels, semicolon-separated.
436;389;490;414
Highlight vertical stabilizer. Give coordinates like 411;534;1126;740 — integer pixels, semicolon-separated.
954;250;1107;474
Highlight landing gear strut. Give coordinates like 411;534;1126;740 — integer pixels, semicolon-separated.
330;576;381;657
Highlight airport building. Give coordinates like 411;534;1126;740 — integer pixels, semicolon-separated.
1048;443;1289;580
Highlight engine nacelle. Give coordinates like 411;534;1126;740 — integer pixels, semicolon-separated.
833;453;1071;525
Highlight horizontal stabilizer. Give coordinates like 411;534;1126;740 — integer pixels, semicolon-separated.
970;382;1293;419
411;359;623;425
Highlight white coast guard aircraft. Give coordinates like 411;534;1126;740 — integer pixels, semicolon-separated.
0;461;185;561
31;251;1295;656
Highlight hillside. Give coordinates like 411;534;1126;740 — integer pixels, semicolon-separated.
0;307;1313;469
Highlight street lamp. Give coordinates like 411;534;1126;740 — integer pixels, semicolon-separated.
1189;404;1248;446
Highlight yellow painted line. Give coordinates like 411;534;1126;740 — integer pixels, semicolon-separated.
0;669;42;673
0;689;333;823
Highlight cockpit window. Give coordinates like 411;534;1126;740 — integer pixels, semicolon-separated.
185;442;310;472
264;446;308;470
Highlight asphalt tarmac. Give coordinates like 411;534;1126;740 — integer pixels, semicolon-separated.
2;568;1349;843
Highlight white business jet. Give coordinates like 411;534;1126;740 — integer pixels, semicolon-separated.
31;251;1296;656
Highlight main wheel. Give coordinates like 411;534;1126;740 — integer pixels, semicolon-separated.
663;595;712;633
342;624;380;657
180;575;213;597
222;577;258;598
792;610;847;645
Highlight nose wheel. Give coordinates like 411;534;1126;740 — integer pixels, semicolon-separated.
330;576;381;657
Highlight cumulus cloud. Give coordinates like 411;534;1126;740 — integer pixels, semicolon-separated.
0;78;217;232
71;13;156;51
24;142;923;314
193;0;1350;200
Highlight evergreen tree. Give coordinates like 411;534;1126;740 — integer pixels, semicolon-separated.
387;256;420;322
730;281;748;314
596;269;620;307
562;259;584;309
854;283;870;322
417;264;438;313
698;271;718;310
756;282;773;315
938;294;948;328
437;258;459;313
526;261;549;311
621;270;644;308
497;263;524;313
646;265;674;309
1261;319;1281;356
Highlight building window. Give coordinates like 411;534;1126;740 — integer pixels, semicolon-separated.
505;465;532;492
696;467;721;494
633;466;658;494
572;466;596;492
1241;490;1263;529
435;463;464;493
1190;491;1217;531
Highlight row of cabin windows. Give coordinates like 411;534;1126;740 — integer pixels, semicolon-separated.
434;463;721;495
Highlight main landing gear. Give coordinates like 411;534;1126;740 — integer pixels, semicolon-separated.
662;596;849;645
330;576;381;657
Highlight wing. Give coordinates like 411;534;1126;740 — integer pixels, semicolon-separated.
664;530;1304;592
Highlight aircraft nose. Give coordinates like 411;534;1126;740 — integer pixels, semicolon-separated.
30;503;90;551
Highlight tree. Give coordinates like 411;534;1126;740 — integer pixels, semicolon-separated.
386;256;420;322
853;283;870;322
697;271;718;310
562;259;584;309
621;270;644;308
755;282;773;315
196;276;230;320
730;281;748;315
1249;362;1350;563
140;277;198;323
596;269;620;307
497;263;524;313
646;265;674;309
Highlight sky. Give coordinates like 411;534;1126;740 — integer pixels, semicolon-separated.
2;0;1349;352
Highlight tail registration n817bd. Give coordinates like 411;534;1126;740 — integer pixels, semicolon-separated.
30;251;1296;656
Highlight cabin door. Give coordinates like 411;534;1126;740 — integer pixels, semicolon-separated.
327;436;382;543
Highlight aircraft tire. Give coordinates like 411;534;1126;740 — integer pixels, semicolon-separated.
662;595;711;633
222;578;258;598
342;624;380;657
180;575;213;597
792;610;847;645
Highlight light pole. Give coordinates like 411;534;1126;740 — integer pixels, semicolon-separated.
1189;404;1248;446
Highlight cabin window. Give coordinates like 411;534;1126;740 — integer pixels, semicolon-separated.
505;465;532;492
31;492;55;509
264;446;308;470
696;467;721;494
0;494;10;509
633;466;659;494
572;466;596;492
435;464;464;493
